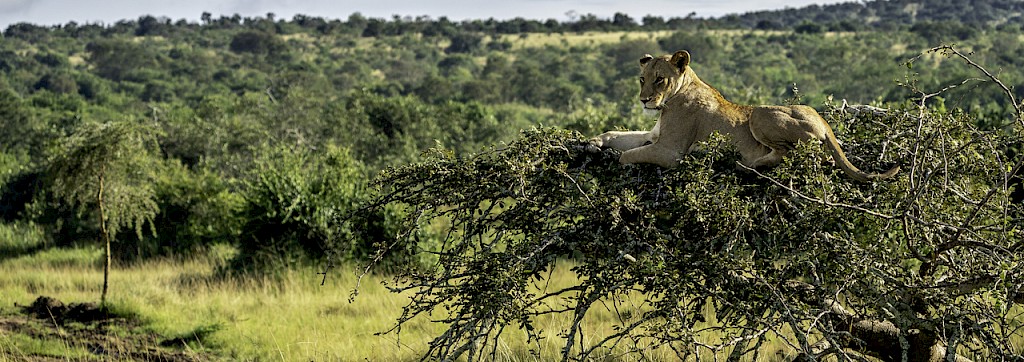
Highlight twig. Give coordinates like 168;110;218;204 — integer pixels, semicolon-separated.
927;45;1023;126
736;162;894;219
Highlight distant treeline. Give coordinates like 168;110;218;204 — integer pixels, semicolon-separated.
2;0;1022;268
5;0;1024;39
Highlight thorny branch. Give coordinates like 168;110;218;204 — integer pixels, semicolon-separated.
355;45;1024;362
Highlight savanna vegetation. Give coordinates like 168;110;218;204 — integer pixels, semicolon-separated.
1;0;1023;360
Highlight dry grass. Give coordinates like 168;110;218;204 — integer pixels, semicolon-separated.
6;229;1017;360
6;216;1018;361
0;238;798;361
497;31;673;50
1;244;421;360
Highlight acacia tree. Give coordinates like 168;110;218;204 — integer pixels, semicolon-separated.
47;121;159;307
355;47;1023;361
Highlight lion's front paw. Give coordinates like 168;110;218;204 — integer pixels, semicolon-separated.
584;137;604;153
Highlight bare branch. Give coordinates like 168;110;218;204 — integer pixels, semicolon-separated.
927;45;1023;126
736;162;895;219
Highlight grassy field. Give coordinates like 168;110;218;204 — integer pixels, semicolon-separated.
1;185;1017;360
491;29;860;50
4;221;1021;360
496;30;674;49
0;220;806;361
0;237;448;361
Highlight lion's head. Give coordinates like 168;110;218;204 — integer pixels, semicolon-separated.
638;50;691;111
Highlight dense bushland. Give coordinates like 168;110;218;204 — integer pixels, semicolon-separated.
3;0;1024;268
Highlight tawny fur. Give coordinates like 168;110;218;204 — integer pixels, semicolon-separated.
589;50;899;182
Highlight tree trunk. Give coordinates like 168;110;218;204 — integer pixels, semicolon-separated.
785;282;971;362
97;169;111;308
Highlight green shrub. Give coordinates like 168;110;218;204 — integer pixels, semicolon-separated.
0;220;47;256
116;160;244;259
229;31;288;56
0;150;35;221
232;144;411;271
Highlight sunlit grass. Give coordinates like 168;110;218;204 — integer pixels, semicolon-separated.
17;228;1018;360
0;241;443;361
1;236;790;361
0;333;93;360
495;29;843;51
498;31;673;50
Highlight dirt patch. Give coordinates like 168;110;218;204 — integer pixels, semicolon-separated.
2;295;212;361
21;296;110;325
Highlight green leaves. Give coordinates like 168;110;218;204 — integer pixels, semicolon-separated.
47;120;160;240
233;143;389;271
44;119;161;305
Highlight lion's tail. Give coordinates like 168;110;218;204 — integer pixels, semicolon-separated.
824;128;900;183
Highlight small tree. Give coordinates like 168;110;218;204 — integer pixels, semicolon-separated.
47;121;159;307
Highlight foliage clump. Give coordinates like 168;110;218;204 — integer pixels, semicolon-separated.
231;144;410;272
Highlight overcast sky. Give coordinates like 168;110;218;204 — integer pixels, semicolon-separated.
0;0;850;29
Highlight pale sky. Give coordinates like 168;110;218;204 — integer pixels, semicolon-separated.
0;0;847;29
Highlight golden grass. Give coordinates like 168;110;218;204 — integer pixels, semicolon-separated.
0;244;442;361
493;29;864;52
498;31;673;50
8;240;1016;360
0;241;795;361
7;221;1016;360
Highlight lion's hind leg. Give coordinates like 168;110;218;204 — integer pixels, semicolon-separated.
745;148;789;169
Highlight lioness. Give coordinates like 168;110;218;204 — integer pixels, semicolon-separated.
589;50;899;182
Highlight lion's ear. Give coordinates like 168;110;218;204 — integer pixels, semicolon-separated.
670;50;690;70
639;54;654;66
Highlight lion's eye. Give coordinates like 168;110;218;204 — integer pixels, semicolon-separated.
639;77;645;85
655;77;665;84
